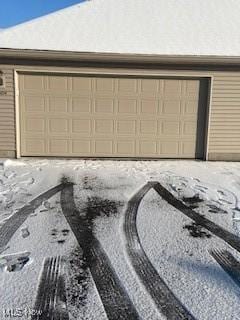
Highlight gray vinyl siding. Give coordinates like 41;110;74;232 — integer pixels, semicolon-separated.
0;67;15;154
0;63;240;160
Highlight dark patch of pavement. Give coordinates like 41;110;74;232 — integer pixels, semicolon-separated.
60;183;140;320
183;222;212;238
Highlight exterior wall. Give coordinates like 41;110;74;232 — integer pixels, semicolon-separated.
208;73;240;160
0;66;15;157
0;62;240;160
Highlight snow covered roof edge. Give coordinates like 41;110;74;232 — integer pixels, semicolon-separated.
1;0;240;57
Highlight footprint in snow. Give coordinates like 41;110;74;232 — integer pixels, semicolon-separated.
21;227;30;238
207;204;228;214
217;190;226;196
27;177;35;185
62;229;70;236
30;212;38;217
43;200;54;210
19;178;34;185
51;229;70;237
51;228;58;237
50;229;70;244
195;185;208;190
4;172;16;179
219;198;232;205
5;201;15;209
0;251;30;272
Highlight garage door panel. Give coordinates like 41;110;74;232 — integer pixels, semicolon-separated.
95;78;115;93
24;139;46;154
139;141;158;155
49;139;69;154
116;140;136;155
20;74;44;91
160;141;180;155
49;118;69;134
139;120;158;135
95;99;114;113
183;122;197;135
49;97;69;113
185;80;200;97
162;100;181;114
163;80;181;97
72;140;91;154
72;77;92;92
140;79;160;94
118;79;138;93
117;120;136;135
95;119;114;134
182;141;196;156
25;118;45;133
94;140;113;154
184;100;199;114
140;99;159;114
72;119;92;134
72;97;92;113
23;96;46;113
118;99;137;114
19;74;207;158
48;76;68;91
162;121;181;135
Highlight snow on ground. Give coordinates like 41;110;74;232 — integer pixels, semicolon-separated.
0;194;75;309
137;190;240;319
0;190;106;320
0;159;240;319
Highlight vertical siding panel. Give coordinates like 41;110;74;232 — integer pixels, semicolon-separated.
0;66;16;155
209;72;240;158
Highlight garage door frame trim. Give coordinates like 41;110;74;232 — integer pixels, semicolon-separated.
14;69;213;159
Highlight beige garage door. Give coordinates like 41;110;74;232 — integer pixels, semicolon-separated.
19;73;208;158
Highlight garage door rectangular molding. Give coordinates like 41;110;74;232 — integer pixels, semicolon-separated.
18;73;209;159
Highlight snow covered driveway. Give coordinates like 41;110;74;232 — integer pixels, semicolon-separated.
0;159;240;320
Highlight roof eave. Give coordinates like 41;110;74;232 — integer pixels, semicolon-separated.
0;48;240;65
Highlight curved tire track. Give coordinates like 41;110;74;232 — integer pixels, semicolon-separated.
124;180;240;319
60;184;140;320
153;182;240;253
0;183;66;249
123;181;195;320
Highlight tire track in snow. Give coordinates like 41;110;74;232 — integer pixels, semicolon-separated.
123;181;196;320
60;184;140;320
124;180;240;319
153;182;240;253
32;256;69;320
0;184;67;249
210;249;240;288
